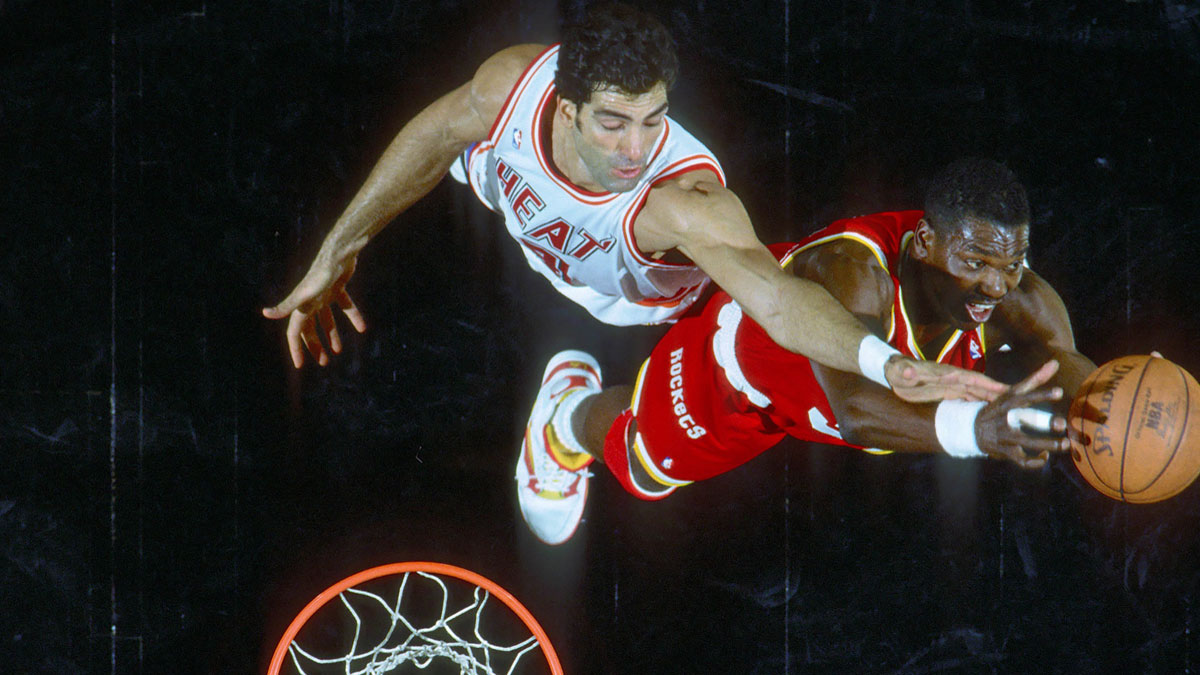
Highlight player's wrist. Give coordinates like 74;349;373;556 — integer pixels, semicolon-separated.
934;400;987;458
858;334;902;389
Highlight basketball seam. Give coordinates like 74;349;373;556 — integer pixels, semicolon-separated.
1176;365;1199;497
1118;358;1155;501
1124;360;1187;497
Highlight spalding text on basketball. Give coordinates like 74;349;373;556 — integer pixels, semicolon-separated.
1092;362;1137;457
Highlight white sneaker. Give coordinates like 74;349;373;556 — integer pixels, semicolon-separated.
515;350;602;545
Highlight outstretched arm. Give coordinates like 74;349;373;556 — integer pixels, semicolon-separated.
816;357;1069;468
635;180;1007;403
262;44;544;367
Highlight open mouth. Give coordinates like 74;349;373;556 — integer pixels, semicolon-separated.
965;300;997;323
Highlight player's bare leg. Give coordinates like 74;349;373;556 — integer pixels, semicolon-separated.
571;385;634;463
569;384;669;496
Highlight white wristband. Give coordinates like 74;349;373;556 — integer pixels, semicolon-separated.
935;400;988;458
858;334;901;389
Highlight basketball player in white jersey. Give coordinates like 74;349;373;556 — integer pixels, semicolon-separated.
263;3;1000;391
261;5;1008;534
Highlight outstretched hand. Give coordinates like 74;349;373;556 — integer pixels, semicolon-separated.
884;355;1009;403
262;255;367;368
976;360;1070;470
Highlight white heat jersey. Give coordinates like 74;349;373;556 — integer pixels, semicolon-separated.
457;44;725;326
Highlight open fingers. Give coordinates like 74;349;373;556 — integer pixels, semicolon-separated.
1015;449;1050;470
995;436;1064;470
992;406;1071;469
887;360;1009;403
285;312;313;368
303;321;328;366
288;310;330;368
1006;380;1065;410
1012;359;1060;395
949;369;1009;401
1014;433;1070;456
1006;448;1047;470
319;305;342;355
336;288;368;333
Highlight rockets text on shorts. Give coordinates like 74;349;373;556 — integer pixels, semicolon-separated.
669;347;707;439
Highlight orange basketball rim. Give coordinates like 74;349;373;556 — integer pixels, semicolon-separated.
268;561;564;674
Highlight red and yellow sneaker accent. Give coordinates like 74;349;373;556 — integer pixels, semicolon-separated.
515;350;603;545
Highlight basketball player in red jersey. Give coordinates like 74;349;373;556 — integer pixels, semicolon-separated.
261;4;1000;400
517;158;1099;543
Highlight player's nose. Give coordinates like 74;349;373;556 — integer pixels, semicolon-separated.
979;268;1007;298
618;130;648;164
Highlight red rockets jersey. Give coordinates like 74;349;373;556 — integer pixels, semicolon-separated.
716;210;988;454
460;45;725;326
628;211;991;486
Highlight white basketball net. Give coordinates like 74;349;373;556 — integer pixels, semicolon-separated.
280;570;546;675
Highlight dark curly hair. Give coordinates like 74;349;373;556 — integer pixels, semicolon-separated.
555;3;679;107
924;158;1030;233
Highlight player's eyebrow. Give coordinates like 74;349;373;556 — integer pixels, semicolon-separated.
594;101;669;121
965;243;1029;259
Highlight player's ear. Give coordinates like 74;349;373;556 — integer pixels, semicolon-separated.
556;96;579;127
912;219;936;260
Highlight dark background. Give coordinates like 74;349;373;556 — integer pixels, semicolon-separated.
4;0;1200;672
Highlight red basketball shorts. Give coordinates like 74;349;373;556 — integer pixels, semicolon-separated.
601;314;784;500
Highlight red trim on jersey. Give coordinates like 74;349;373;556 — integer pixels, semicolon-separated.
464;142;500;212
532;87;619;204
487;44;558;142
620;157;727;269
645;117;670;172
633;281;704;307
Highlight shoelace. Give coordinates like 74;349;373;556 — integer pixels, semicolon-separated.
531;446;593;492
525;375;598;493
534;466;593;493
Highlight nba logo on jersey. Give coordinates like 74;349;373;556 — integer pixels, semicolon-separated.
511;128;522;150
969;336;982;360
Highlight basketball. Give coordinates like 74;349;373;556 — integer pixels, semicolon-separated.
1069;355;1200;503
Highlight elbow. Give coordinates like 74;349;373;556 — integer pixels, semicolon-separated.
837;416;872;448
830;399;875;448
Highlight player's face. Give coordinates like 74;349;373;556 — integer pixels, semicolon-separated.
565;83;669;192
916;216;1029;329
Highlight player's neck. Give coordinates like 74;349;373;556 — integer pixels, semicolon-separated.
900;252;955;348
